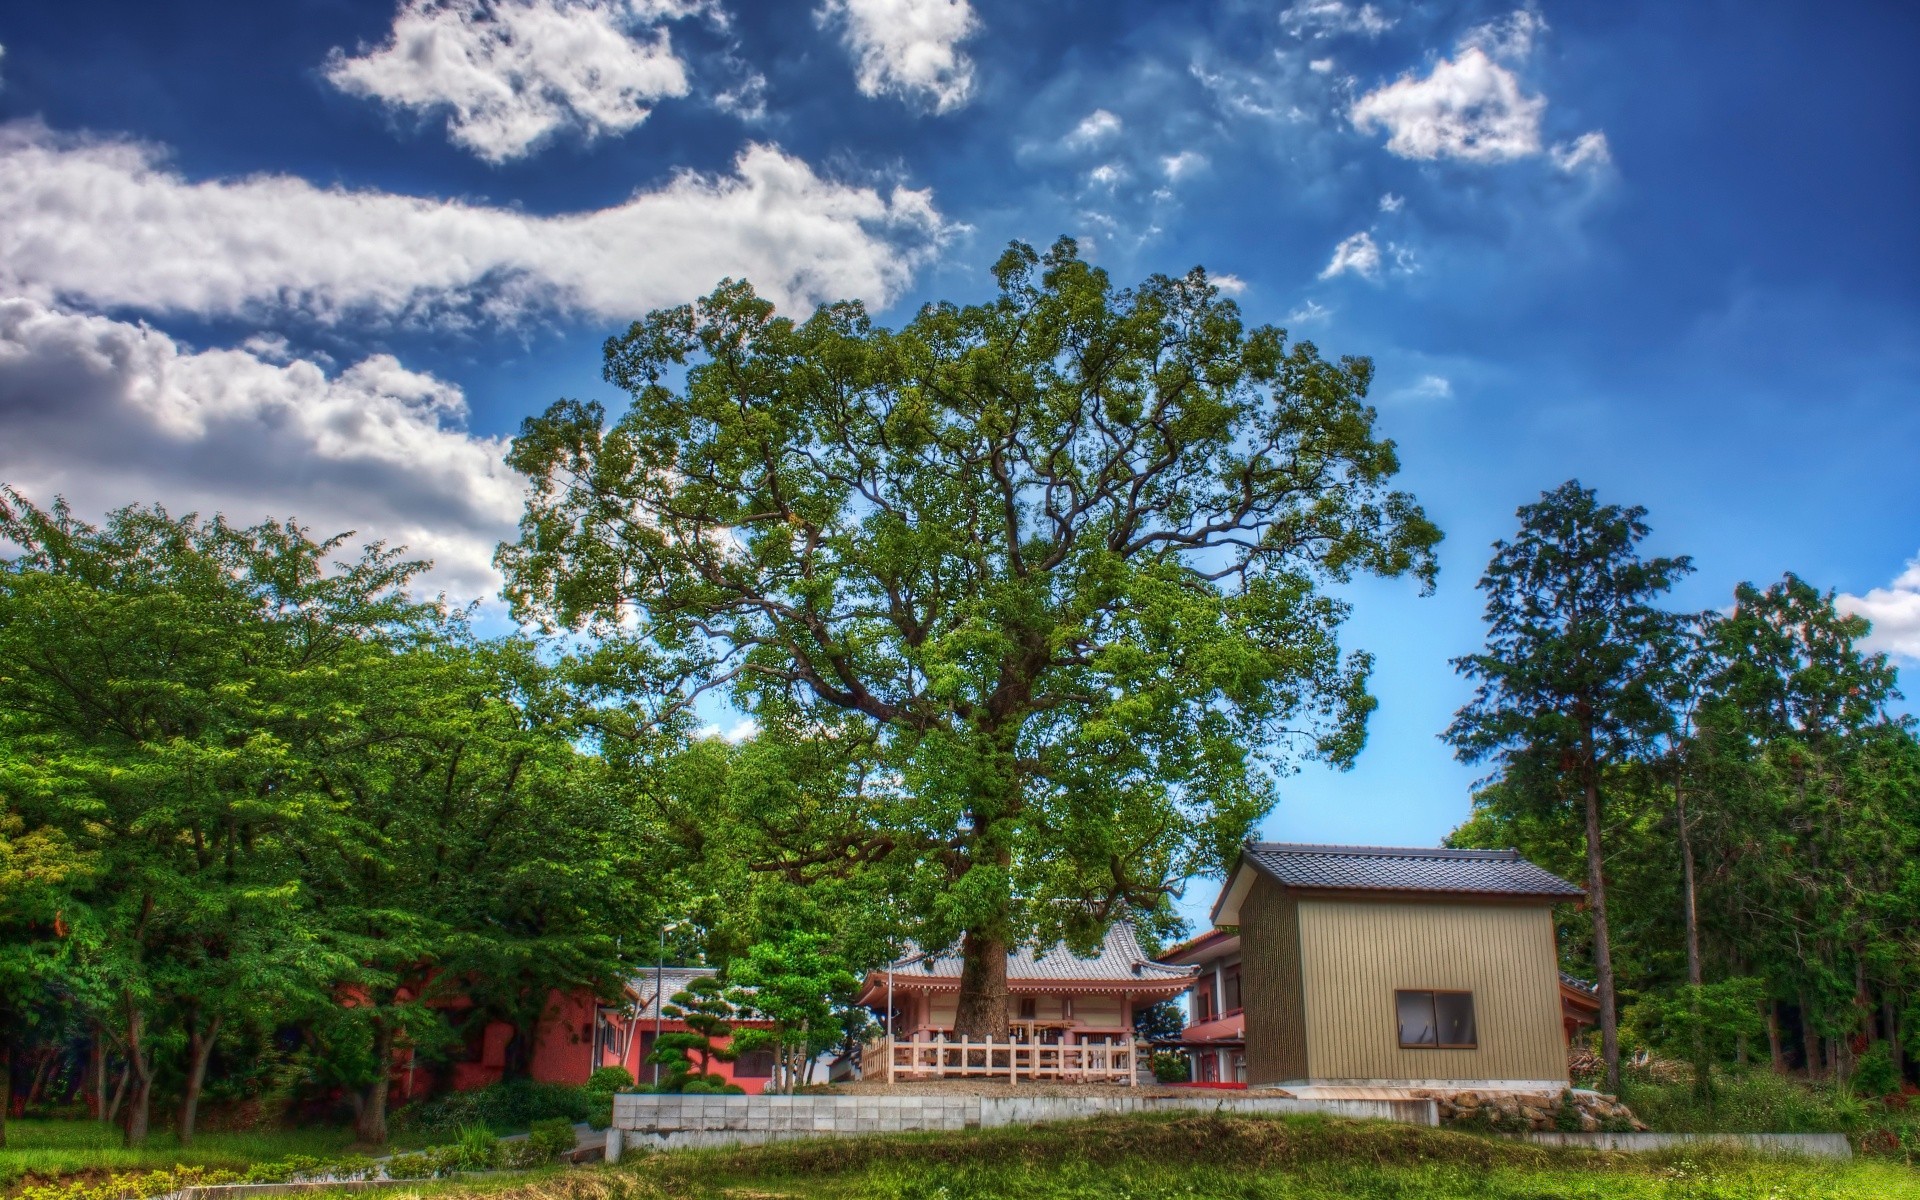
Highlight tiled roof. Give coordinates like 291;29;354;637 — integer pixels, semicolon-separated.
626;966;720;1020
1561;972;1599;996
889;922;1196;983
1239;843;1583;898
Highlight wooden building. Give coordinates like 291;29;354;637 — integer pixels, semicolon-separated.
1154;927;1245;1084
855;923;1196;1082
1210;842;1583;1092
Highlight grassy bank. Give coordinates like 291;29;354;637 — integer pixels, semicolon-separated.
335;1113;1919;1200
0;1119;418;1189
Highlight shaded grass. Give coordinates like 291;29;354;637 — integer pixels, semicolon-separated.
1618;1067;1885;1134
0;1119;429;1189
301;1113;1920;1200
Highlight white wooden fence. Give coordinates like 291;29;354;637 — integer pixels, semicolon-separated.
884;1034;1139;1084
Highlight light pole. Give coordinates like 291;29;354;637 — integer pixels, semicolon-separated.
652;920;690;1087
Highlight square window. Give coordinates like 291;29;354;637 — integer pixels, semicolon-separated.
1017;998;1037;1020
1396;991;1476;1049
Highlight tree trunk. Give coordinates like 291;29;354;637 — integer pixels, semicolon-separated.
1886;994;1905;1078
1800;994;1822;1076
91;1025;107;1121
177;1013;223;1146
355;1022;396;1145
105;1063;129;1125
1677;776;1701;988
122;1004;153;1148
952;929;1012;1041
1;1040;11;1149
1766;1001;1785;1073
1582;768;1621;1093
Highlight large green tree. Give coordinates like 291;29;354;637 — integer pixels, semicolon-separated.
500;239;1440;1037
1444;480;1693;1091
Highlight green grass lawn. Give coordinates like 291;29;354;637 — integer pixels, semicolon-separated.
0;1118;421;1189
307;1112;1920;1200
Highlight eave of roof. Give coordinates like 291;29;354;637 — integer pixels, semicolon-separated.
1213;842;1582;923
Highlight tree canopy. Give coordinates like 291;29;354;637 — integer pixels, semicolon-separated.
499;238;1441;1036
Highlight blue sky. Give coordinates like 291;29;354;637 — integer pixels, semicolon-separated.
1;0;1915;923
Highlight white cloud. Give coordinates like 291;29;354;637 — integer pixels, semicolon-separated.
0;297;521;597
0;124;949;326
1280;1;1393;38
1286;299;1331;324
1400;373;1452;400
1350;47;1545;163
1161;150;1207;181
817;0;978;113
1378;191;1404;212
1087;162;1126;188
697;716;760;742
1065;108;1122;147
1840;558;1920;661
1210;273;1248;295
1387;241;1418;273
1318;230;1380;279
324;0;711;163
1460;9;1547;61
1309;57;1335;74
1550;130;1612;172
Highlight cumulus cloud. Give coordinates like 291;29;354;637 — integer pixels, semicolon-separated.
1840;558;1920;661
1065;108;1122;147
1378;191;1404;212
1399;373;1452;400
0;298;521;597
817;0;978;113
0;124;949;326
1350;47;1545;163
1319;230;1380;279
1286;299;1331;324
1551;130;1612;172
1309;57;1335;74
1087;162;1126;188
1161;150;1207;181
325;0;712;163
1280;1;1392;38
1460;9;1547;61
1210;273;1248;295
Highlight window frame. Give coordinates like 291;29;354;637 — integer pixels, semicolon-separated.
1395;989;1478;1050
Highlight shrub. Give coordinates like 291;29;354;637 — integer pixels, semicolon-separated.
528;1116;579;1160
1853;1042;1900;1098
454;1122;502;1170
1151;1052;1191;1084
582;1065;638;1129
393;1079;591;1135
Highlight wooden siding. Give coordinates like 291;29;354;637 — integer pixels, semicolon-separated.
1297;897;1566;1083
1241;875;1309;1083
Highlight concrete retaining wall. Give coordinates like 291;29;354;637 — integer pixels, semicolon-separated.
1519;1131;1853;1158
608;1092;1437;1155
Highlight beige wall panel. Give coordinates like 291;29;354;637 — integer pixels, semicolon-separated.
1072;996;1123;1027
929;997;957;1028
1298;898;1566;1083
1241;876;1309;1083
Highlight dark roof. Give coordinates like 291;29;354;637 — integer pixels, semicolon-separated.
1560;972;1598;996
888;922;1195;983
1238;842;1583;899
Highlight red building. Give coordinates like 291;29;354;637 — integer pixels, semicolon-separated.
395;966;777;1099
1154;927;1245;1084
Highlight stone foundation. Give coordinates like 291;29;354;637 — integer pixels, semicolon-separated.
1418;1087;1647;1133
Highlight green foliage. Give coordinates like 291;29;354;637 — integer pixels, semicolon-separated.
582;1066;636;1130
393;1080;591;1136
1553;1089;1582;1132
1618;1065;1877;1134
1149;1051;1190;1083
500;238;1441;1029
728;929;867;1092
1852;1043;1900;1099
527;1117;578;1160
647;976;743;1093
453;1123;501;1170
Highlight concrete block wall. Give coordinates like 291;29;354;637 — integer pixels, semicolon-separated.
608;1092;1436;1155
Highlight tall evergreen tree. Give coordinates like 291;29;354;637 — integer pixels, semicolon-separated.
1444;480;1692;1090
